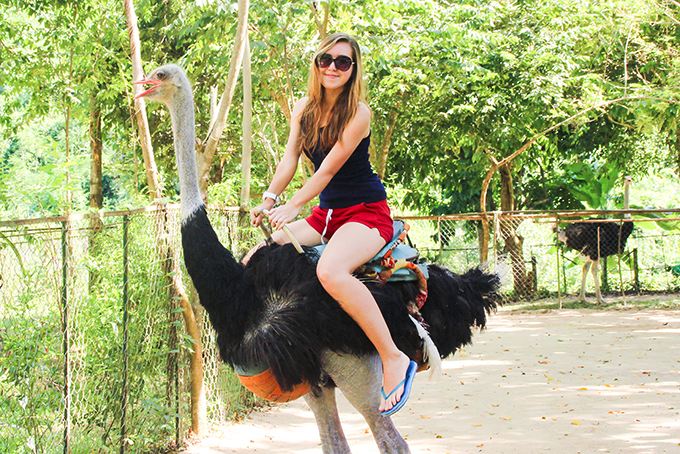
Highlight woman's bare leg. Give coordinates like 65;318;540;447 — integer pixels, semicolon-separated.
316;222;411;413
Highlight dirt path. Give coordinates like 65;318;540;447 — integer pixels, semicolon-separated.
183;309;680;454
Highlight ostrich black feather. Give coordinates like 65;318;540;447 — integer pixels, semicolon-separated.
561;221;634;261
183;207;500;391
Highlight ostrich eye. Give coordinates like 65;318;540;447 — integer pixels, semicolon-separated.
157;71;167;80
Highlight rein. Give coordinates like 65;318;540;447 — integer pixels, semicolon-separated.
254;207;304;254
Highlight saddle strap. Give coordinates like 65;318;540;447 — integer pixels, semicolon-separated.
378;258;428;310
381;222;410;261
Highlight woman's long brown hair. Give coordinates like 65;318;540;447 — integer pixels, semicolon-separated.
298;33;368;157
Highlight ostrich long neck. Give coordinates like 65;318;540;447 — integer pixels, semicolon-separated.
623;179;631;219
169;89;203;221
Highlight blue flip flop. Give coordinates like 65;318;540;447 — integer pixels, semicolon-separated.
380;360;418;417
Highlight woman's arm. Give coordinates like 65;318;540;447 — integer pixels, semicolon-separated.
250;97;307;225
267;103;371;229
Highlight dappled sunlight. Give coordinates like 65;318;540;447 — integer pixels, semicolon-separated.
186;400;324;453
185;310;680;454
405;309;680;454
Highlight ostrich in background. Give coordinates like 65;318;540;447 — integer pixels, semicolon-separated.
557;176;634;304
135;64;500;454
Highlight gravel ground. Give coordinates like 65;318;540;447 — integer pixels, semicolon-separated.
182;308;680;454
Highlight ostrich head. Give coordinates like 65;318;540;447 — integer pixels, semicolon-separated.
133;64;192;106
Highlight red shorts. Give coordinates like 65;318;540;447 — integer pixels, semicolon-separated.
305;200;394;244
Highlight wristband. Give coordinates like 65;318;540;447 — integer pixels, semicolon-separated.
262;191;279;203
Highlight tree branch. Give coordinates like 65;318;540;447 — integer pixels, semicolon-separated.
198;0;250;201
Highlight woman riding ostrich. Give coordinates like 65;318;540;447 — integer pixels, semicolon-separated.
135;33;499;454
247;33;416;416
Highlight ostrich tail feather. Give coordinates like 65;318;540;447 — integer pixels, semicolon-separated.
420;265;501;359
409;314;442;380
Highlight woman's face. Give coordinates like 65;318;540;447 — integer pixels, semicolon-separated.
317;41;354;92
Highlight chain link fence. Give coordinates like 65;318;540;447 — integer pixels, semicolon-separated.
2;206;679;453
0;205;261;454
400;209;680;303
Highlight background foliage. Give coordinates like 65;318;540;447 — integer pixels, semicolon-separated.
1;0;679;219
1;0;680;451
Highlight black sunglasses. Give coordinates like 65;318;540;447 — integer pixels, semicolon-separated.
316;53;355;72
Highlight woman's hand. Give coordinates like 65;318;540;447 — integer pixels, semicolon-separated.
267;203;302;230
250;199;276;227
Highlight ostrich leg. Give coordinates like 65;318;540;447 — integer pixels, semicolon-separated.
579;261;592;302
323;351;411;454
304;385;352;454
591;259;604;305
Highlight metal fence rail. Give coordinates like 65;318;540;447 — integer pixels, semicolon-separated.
1;206;678;453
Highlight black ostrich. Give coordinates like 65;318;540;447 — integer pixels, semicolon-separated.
557;176;634;304
135;64;500;454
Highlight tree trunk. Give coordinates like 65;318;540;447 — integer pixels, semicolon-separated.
88;90;104;288
124;0;161;200
310;0;330;38
479;154;498;263
676;126;680;177
373;104;400;180
89;95;103;210
240;38;253;210
123;0;206;436
198;0;250;201
499;164;530;296
64;38;75;214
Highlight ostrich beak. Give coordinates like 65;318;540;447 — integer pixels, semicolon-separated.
133;78;162;99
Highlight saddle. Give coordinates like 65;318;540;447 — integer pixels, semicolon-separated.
257;213;429;311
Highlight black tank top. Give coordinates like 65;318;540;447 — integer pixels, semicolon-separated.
306;132;387;209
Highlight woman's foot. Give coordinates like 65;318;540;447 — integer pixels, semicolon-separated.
379;353;412;413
